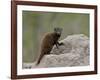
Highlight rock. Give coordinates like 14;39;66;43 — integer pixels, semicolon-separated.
23;34;90;68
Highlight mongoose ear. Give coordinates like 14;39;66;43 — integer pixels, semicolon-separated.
54;27;62;31
54;27;57;32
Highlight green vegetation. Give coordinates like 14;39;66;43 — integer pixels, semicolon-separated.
22;11;89;63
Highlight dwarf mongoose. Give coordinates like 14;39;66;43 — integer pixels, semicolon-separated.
36;27;63;65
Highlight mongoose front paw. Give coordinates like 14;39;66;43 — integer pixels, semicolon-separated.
59;42;64;46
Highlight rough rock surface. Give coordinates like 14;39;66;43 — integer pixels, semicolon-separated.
23;34;89;68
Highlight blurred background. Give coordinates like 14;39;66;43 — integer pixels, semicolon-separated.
22;11;89;63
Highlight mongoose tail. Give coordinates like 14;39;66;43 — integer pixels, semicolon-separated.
36;53;44;65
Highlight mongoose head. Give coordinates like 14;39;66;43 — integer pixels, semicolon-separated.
54;27;62;36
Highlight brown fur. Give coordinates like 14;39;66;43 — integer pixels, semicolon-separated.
36;32;61;65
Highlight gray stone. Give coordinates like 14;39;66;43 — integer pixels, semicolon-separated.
23;34;90;68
